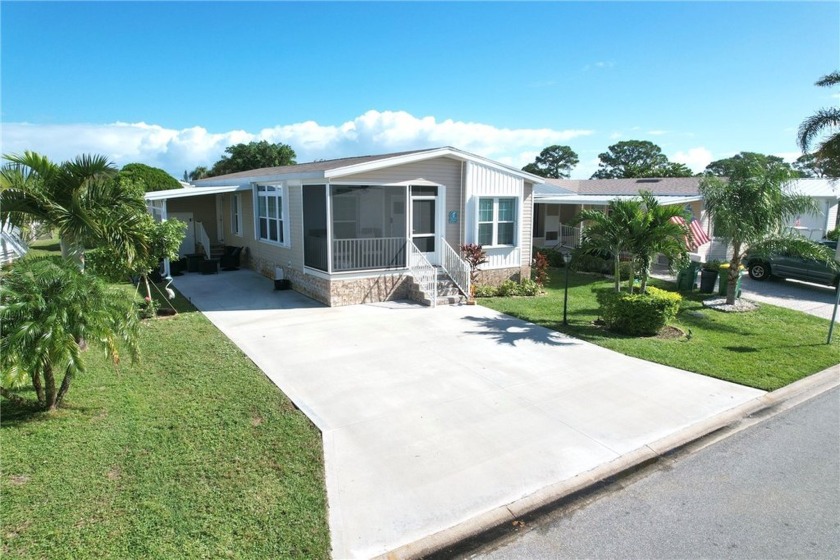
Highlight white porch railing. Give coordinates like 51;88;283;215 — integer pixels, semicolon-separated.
332;237;406;272
559;223;581;248
196;221;211;259
440;239;470;297
409;241;437;308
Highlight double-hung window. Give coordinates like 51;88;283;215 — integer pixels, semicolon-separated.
231;193;242;236
477;197;517;246
255;185;285;244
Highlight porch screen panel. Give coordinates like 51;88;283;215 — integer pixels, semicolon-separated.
303;185;327;271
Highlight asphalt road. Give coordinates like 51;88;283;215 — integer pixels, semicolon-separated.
463;387;840;560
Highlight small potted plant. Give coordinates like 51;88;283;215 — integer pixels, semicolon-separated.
699;259;720;293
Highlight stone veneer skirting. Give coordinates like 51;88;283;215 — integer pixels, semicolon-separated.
248;253;410;306
248;253;527;307
476;266;531;286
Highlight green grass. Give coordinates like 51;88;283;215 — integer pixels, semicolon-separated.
480;268;840;391
23;236;61;258
1;289;330;559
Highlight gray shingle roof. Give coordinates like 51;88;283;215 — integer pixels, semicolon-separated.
195;148;441;182
545;177;703;196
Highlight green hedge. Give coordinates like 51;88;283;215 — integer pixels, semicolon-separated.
595;286;681;336
474;279;540;298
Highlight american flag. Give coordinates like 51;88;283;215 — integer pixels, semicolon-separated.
671;216;711;251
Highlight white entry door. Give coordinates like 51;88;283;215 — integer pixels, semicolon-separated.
169;212;195;257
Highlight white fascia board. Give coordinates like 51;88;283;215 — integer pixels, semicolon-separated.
325;147;545;183
144;184;250;201
195;171;326;186
534;194;703;206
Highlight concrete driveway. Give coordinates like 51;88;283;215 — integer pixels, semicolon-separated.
174;269;764;559
739;275;839;322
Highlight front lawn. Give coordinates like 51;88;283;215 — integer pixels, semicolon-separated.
480;269;839;391
1;289;330;559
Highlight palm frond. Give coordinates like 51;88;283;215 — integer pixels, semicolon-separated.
797;108;840;152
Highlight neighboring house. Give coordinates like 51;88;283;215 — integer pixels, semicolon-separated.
145;147;542;306
0;224;27;265
533;177;710;254
785;178;839;240
533;176;839;264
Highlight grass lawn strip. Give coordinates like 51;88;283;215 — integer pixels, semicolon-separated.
480;268;839;392
2;287;330;560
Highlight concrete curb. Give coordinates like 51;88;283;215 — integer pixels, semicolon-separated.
375;365;840;560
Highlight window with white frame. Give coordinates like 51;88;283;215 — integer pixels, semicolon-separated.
255;185;285;244
231;193;242;236
478;197;516;246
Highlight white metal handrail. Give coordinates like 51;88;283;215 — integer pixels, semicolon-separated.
332;237;406;272
408;241;437;308
196;221;211;259
440;239;470;297
559;223;581;248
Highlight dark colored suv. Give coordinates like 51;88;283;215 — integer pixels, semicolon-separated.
746;241;839;286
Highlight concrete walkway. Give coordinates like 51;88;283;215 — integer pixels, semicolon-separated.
173;269;764;559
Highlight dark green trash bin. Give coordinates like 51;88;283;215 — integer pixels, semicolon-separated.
718;266;743;298
676;261;700;291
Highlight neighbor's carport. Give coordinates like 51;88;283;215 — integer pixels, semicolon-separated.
174;269;764;559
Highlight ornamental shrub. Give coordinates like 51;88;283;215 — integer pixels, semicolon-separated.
595;286;681;336
826;228;839;241
473;284;499;298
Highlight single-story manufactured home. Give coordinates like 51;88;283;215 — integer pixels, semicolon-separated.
533;176;838;263
145;147;542;307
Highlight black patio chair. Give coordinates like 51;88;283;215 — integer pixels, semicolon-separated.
220;246;243;271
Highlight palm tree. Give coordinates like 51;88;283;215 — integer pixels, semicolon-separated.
629;192;691;293
574;198;642;292
1;151;148;269
798;71;840;174
700;159;826;305
0;257;140;410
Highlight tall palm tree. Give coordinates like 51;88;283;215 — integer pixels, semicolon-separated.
1;151;148;268
798;71;840;173
700;159;826;305
574;198;643;292
0;257;139;410
629;192;691;293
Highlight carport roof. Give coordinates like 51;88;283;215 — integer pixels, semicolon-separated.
144;184;248;201
535;194;703;206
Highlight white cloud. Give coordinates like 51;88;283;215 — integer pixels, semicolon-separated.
1;111;593;176
670;147;714;173
773;151;802;163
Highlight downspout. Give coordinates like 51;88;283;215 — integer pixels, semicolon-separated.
460;160;465;248
161;199;171;278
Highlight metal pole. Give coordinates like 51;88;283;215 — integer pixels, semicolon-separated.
563;256;570;326
827;281;840;344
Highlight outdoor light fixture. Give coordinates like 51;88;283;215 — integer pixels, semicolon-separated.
562;252;572;326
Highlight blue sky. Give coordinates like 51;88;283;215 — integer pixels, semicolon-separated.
2;1;838;179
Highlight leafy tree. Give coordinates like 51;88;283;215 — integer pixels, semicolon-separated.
0;257;140;410
119;163;180;192
591;140;692;179
574;198;643;292
699;158;829;305
793;153;840;178
798;71;840;176
1;152;148;268
521;145;579;178
208;141;296;177
704;152;793;177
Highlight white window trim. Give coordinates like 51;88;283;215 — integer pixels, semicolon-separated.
253;183;290;247
477;196;518;248
231;193;242;237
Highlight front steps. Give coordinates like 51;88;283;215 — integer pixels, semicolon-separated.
408;267;467;306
